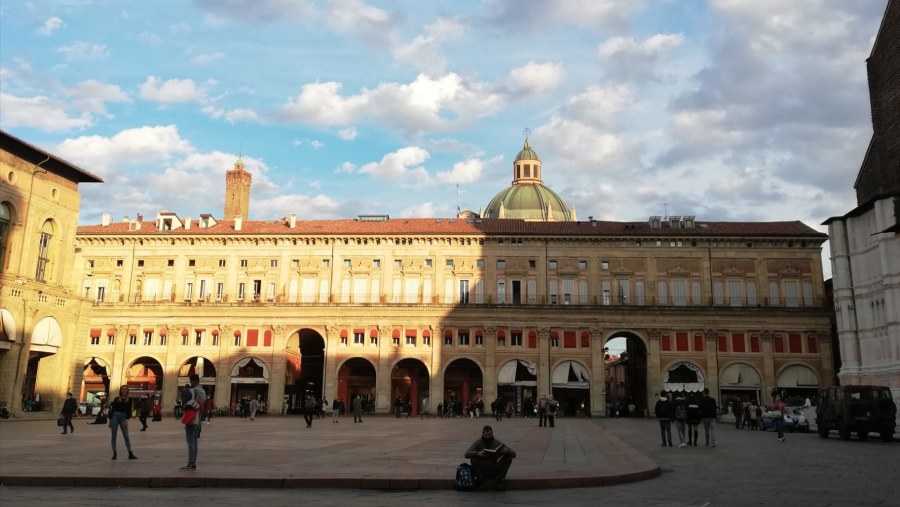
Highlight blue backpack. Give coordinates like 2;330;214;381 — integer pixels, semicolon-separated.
455;462;476;491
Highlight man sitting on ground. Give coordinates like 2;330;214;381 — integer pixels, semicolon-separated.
464;425;517;490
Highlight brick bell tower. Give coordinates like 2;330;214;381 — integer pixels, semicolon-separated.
224;158;251;221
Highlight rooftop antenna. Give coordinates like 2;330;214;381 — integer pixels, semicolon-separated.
456;184;465;214
663;202;668;220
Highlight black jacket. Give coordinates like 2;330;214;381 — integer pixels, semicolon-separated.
700;395;718;418
654;397;675;419
62;397;78;415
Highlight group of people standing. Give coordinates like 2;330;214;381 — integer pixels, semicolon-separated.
654;388;719;447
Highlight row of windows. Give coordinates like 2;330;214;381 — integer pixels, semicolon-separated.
658;332;819;354
88;257;616;271
88;329;273;348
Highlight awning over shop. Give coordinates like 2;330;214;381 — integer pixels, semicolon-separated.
663;361;705;393
777;365;819;387
497;359;537;386
720;363;762;387
551;360;590;389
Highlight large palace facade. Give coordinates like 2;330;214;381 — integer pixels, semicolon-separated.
2;131;834;418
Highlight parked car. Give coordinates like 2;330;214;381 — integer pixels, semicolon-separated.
816;385;896;442
759;407;809;432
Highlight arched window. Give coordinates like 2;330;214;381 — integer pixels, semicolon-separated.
35;220;54;281
0;202;11;271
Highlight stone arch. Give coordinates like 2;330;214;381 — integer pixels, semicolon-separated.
443;357;484;416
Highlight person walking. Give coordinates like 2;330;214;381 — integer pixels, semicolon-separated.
772;394;788;442
700;388;718;447
139;396;151;431
180;373;206;471
250;397;259;420
108;385;137;460
332;398;341;423
686;393;701;446
732;400;743;429
673;392;688;447
493;397;504;422
537;395;548;427
748;400;760;430
352;394;363;423
303;394;316;428
654;390;674;447
60;392;77;435
547;396;559;428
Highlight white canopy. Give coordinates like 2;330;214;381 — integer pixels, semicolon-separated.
231;357;270;380
551;360;590;389
497;359;537;386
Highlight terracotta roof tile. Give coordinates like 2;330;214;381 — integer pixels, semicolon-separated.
77;217;827;239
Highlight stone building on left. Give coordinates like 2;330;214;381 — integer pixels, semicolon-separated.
0;130;103;417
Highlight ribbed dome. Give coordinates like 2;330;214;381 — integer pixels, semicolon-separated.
484;183;572;221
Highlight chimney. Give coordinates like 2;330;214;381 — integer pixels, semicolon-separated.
290;214;296;228
101;212;111;226
123;215;129;223
185;217;192;230
136;213;143;222
234;216;242;231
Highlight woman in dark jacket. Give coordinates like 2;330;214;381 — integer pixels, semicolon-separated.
108;385;137;460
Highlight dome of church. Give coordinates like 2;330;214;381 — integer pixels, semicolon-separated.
483;138;574;222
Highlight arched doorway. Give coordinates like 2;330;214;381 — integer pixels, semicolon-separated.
391;359;429;416
82;357;111;405
284;328;326;413
776;364;820;405
178;356;217;409
124;356;163;413
337;357;376;414
551;360;591;416
604;332;648;417
443;358;483;417
230;357;269;414
719;362;762;408
497;359;537;417
23;317;63;411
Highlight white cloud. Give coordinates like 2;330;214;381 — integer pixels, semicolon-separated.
598;33;684;81
66;80;132;116
139;76;207;103
311;140;323;149
393;17;466;75
398;201;437;218
138;31;163;46
192;52;225;65
357;146;432;186
279;73;505;132
36;17;65;36
54;125;195;176
56;41;109;61
324;0;398;47
504;62;565;96
338;127;357;140
487;0;643;33
203;105;260;123
436;157;495;185
195;0;314;25
336;161;356;174
0;92;92;132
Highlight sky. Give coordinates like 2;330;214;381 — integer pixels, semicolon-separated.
0;0;890;277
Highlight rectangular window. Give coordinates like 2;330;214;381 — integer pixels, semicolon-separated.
477;259;485;268
234;334;241;347
291;259;300;268
459;331;470;346
90;336;100;345
238;282;246;300
694;334;704;352
373;259;381;268
692;281;702;305
271;259;278;268
563;331;575;348
184;282;193;301
96;286;106;303
116;259;124;267
784;281;799;307
444;333;453;346
672;279;687;306
661;334;671;351
129;334;137;346
713;281;724;305
354;332;364;345
393;334;400;346
446;259;454;267
601;260;609;270
423;334;431;346
807;335;818;353
426;259;433;267
160;335;167;346
199;280;208;300
182;334;189;346
750;335;760;352
406;332;416;346
563;279;574;305
475;333;483;346
267;282;276;302
212;334;219;346
219;259;226;267
802;282;814;306
247;329;259;347
108;334;115;346
769;282;779;306
728;280;742;306
459;279;470;304
143;332;152;346
732;333;745;353
216;282;224;302
718;335;727;352
549;260;557;269
195;331;203;346
344;259;352;268
240;259;248;268
497;259;506;269
497;281;506;304
774;335;784;353
395;259;402;268
579;260;587;270
323;259;330;268
511;332;523;347
788;333;802;353
188;259;196;267
676;332;689;351
371;334;378;345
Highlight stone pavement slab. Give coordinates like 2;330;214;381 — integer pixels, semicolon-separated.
0;414;659;490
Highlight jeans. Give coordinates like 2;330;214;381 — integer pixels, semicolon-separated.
109;412;132;452
674;419;686;443
658;419;672;444
702;417;716;445
774;417;785;439
185;423;200;463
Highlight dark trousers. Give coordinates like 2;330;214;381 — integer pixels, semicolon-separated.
470;455;513;482
658;418;672;444
303;411;313;427
62;413;74;433
538;412;547;426
548;413;556;427
139;412;149;429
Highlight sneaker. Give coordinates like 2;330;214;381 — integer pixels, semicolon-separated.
778;437;785;442
179;464;196;471
494;479;506;491
678;443;686;448
711;443;716;447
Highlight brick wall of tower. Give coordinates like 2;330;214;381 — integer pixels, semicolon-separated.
224;166;251;221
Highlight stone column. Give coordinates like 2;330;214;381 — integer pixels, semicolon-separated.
267;325;287;415
705;329;720;395
761;330;776;399
648;328;662;399
483;326;497;402
375;324;392;413
589;327;606;416
429;325;443;410
538;327;551;397
815;331;834;387
215;326;233;411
